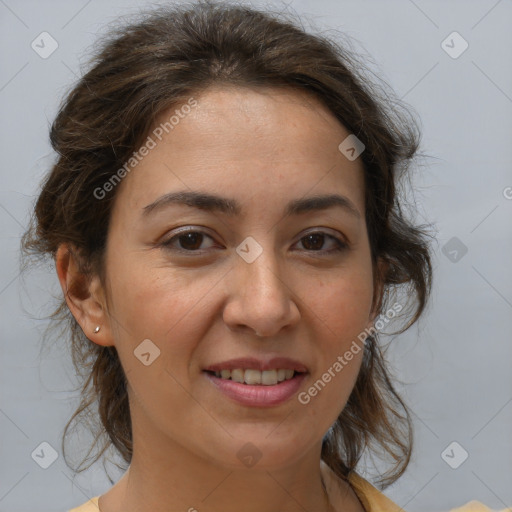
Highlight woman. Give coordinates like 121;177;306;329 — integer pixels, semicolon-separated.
20;2;506;511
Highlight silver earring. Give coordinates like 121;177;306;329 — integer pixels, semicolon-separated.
93;326;101;333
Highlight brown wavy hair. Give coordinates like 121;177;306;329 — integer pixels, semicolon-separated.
20;0;434;489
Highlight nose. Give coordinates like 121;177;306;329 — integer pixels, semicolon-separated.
222;246;301;338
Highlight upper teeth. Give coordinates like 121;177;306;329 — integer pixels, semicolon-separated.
214;368;295;385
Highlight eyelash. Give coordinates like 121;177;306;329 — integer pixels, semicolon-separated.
159;228;348;255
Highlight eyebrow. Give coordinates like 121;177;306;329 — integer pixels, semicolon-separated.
142;190;361;220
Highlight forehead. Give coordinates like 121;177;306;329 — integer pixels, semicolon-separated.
159;85;349;158
112;85;366;221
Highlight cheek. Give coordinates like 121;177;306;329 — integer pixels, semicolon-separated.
105;257;218;363
295;271;372;407
301;280;371;415
104;263;208;418
307;272;374;341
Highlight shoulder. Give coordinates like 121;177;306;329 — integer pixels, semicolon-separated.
331;465;512;512
449;501;512;512
66;482;512;512
347;471;406;511
67;496;100;512
321;459;404;511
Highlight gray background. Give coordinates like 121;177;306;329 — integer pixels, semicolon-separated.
1;0;511;511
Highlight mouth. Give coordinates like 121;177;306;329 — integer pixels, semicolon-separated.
203;368;303;386
202;357;308;407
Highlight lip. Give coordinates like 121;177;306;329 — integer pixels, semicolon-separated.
204;371;307;407
203;356;308;373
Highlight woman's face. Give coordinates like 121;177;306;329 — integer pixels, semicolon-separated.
100;85;380;470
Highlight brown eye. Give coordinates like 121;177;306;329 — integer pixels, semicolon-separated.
176;232;205;250
161;229;216;252
301;233;325;250
296;232;347;253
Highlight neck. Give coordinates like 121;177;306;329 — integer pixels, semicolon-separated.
99;434;334;512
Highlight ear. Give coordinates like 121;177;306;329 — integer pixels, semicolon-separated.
366;257;389;329
55;243;114;347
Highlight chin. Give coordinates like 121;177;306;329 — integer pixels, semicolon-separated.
205;435;314;472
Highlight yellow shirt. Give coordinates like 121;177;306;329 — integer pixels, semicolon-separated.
348;472;511;512
67;465;512;512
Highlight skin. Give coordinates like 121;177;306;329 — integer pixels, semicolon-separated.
56;85;385;512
